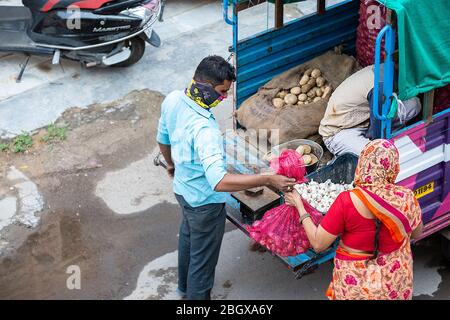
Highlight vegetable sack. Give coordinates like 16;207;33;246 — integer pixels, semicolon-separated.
236;51;360;145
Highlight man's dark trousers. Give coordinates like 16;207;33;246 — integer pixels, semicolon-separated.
175;194;227;300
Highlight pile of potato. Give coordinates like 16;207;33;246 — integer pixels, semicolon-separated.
263;144;319;165
295;144;319;165
272;68;332;109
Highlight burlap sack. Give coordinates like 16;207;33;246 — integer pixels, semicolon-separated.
236;51;360;144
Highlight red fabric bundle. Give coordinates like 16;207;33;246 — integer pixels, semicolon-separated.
246;150;323;257
434;84;450;114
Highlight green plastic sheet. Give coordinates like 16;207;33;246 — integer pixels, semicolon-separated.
379;0;450;99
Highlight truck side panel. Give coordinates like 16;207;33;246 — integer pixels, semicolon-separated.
393;110;450;238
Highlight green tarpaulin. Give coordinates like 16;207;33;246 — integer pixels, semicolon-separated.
379;0;450;100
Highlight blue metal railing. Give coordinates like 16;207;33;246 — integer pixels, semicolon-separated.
223;0;235;26
373;24;396;138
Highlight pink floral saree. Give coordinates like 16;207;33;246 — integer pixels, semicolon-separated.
326;140;422;300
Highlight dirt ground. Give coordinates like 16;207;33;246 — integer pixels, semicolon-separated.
0;89;184;299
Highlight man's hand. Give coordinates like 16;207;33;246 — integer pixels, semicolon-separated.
267;175;296;193
158;143;175;178
166;164;175;177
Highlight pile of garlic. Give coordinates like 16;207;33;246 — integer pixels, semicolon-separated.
272;68;332;109
294;179;354;213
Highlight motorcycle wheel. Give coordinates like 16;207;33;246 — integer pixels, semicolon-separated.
113;37;146;68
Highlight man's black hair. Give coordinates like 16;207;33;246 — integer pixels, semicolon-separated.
193;55;236;87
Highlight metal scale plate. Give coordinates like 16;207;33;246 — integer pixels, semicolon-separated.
231;186;281;222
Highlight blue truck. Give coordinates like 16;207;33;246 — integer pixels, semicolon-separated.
222;0;450;277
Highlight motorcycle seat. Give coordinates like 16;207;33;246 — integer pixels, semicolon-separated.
23;0;117;12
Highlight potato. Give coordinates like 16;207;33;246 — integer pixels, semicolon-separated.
310;154;319;164
315;87;322;97
297;100;305;106
322;86;332;98
304;68;313;77
307;78;316;86
299;75;310;86
272;98;284;108
302;145;312;154
313;96;322;102
284;93;298;105
277;90;288;99
298;93;307;102
290;86;301;95
316;76;326;87
307;88;316;98
301;83;314;94
302;154;312;165
311;69;322;78
296;145;306;155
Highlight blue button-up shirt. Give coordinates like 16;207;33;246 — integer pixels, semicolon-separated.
157;90;228;207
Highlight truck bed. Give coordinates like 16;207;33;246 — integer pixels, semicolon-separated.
223;131;358;276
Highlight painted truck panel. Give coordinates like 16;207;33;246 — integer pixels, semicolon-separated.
393;110;450;237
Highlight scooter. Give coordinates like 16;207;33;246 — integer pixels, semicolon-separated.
0;0;164;76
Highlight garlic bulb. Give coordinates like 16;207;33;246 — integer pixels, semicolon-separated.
293;180;354;213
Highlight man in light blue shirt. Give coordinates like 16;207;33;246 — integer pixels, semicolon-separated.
157;56;295;300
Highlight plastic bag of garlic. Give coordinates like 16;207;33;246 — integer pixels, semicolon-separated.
247;149;324;256
294;179;354;213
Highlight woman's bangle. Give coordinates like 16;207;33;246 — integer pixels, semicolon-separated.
299;214;311;224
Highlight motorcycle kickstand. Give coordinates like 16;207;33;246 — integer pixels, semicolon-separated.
16;54;30;83
159;0;166;22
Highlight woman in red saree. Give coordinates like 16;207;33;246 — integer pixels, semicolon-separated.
285;139;423;300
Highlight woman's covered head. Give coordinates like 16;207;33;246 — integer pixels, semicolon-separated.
355;139;400;186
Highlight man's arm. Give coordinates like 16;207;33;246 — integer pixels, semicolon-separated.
215;173;296;193
158;143;175;177
195;127;296;193
156;103;174;177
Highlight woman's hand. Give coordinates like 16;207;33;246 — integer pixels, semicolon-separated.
284;190;306;213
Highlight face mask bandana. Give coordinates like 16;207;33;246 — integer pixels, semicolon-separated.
186;79;224;109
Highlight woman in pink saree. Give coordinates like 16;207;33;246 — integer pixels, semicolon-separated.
285;139;423;300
